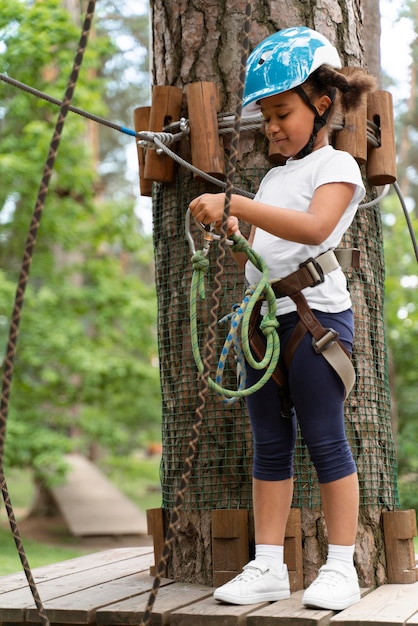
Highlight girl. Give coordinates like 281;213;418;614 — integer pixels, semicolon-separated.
189;26;376;610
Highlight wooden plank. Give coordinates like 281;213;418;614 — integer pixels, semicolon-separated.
0;549;152;594
330;582;418;625
96;582;213;625
284;509;303;592
25;573;173;624
50;454;148;536
211;509;249;586
170;594;268;626
0;550;154;622
382;510;417;583
147;509;166;577
248;588;372;625
247;589;333;625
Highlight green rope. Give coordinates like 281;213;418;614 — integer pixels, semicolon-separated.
190;233;280;399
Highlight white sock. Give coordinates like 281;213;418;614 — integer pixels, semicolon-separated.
255;544;284;572
326;544;355;569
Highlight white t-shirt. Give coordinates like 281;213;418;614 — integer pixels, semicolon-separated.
244;145;365;315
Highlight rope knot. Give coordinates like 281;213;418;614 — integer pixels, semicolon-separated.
230;235;249;254
260;315;279;336
191;251;210;273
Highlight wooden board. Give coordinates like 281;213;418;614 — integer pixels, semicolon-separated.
330;582;418;625
0;549;153;622
50;454;148;536
1;549;418;626
247;590;334;625
25;572;172;623
96;582;213;625
170;594;269;626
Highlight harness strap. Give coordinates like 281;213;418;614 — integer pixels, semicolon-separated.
270;248;360;299
288;292;356;398
272;248;359;399
249;247;359;400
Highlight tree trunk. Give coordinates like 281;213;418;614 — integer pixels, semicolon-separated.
150;0;396;588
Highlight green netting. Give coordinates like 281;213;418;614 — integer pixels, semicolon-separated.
152;163;399;511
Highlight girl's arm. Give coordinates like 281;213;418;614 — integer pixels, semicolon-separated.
189;181;356;246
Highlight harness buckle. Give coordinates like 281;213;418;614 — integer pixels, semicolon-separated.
312;328;339;354
299;257;325;286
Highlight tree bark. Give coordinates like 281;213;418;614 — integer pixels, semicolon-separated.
151;0;396;587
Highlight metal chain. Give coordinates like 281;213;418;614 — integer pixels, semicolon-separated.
0;4;97;625
138;4;253;625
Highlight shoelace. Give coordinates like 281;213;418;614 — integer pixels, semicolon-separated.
235;563;268;583
315;567;349;588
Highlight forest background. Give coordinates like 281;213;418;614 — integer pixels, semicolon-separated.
0;0;417;535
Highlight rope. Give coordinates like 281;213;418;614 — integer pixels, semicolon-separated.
0;3;97;625
153;136;254;198
139;4;253;625
393;180;418;263
189;235;280;401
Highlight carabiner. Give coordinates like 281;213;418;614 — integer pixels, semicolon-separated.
185;208;233;256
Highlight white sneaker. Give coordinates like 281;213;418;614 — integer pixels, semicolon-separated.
213;559;290;605
302;561;361;610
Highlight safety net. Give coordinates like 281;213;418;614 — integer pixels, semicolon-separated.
152;163;399;511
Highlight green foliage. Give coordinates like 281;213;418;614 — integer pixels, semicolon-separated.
398;475;418;520
382;191;418;475
99;454;162;511
0;0;160;489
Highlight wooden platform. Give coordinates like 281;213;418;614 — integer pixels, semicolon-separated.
50;454;148;536
1;547;418;625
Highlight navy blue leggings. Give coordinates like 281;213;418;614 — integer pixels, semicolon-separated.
246;308;356;484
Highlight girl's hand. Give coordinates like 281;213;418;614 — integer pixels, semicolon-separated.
226;216;242;237
189;193;227;227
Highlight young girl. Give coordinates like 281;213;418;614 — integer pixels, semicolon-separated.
189;26;376;610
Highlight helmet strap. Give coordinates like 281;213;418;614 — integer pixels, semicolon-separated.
294;86;334;159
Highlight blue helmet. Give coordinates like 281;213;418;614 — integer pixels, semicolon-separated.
243;26;342;114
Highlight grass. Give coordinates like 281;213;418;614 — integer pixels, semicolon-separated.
0;526;90;576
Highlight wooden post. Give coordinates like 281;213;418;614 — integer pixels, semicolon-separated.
212;509;249;586
334;67;368;164
133;106;153;197
284;508;304;591
382;509;417;583
144;85;183;184
186;82;225;181
211;508;303;591
147;507;167;577
366;90;397;186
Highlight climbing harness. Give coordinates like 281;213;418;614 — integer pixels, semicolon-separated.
249;248;360;399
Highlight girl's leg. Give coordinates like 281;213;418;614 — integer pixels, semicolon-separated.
213;346;296;605
253;476;294;545
287;310;361;609
320;472;359;545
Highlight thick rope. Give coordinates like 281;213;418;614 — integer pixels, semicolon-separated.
0;3;97;625
139;4;253;625
190;235;280;401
